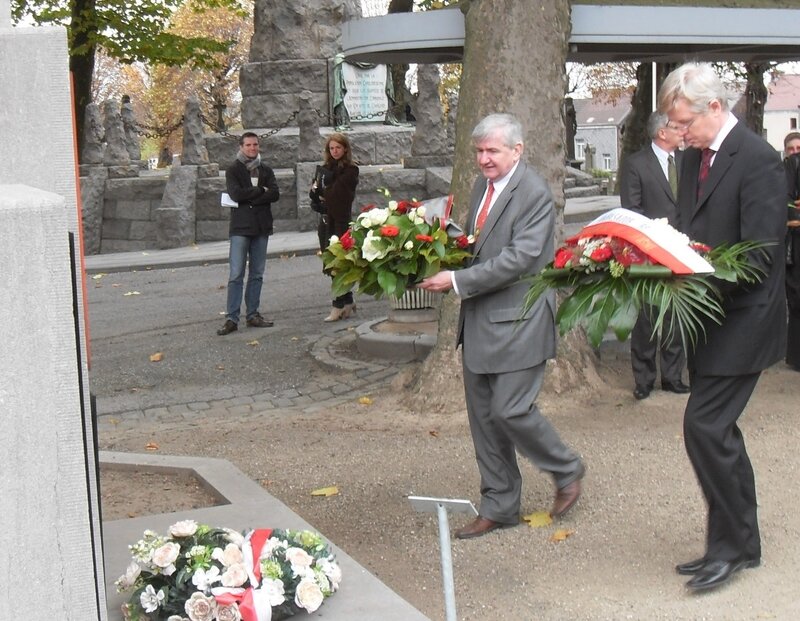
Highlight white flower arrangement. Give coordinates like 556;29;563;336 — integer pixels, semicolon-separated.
118;522;341;621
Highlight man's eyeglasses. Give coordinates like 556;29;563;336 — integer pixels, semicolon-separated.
666;118;696;132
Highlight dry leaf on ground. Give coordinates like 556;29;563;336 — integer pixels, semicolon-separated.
522;511;553;528
311;486;340;497
550;528;574;542
358;396;373;405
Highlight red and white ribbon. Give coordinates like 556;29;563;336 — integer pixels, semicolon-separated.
213;528;274;621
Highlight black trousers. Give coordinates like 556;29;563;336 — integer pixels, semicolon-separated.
683;371;761;563
630;306;685;388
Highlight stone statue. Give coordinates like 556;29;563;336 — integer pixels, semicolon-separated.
181;97;209;165
81;102;104;165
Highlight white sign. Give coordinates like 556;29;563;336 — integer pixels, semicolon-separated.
342;63;388;122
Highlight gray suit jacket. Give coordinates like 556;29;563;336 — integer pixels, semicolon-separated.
454;161;557;374
620;145;681;225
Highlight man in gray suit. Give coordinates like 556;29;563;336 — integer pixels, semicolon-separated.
420;113;585;539
619;111;689;400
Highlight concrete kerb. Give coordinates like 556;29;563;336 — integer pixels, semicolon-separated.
100;451;430;621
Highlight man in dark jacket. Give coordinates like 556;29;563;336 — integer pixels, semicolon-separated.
217;132;280;336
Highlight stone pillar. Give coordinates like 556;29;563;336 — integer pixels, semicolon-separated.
156;165;199;248
103;99;139;178
121;96;142;162
404;64;451;169
240;0;361;128
81;102;105;166
181;97;210;165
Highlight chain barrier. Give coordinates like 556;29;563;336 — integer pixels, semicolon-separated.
132;116;185;140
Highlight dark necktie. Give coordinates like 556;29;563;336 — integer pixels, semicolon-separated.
697;148;715;199
475;181;494;233
667;154;678;200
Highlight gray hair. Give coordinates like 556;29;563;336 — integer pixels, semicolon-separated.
472;113;524;148
657;62;729;114
646;111;670;140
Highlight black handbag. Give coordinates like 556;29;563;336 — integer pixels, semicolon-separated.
310;165;329;214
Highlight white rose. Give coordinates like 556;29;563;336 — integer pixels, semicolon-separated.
328;234;339;245
116;561;141;590
260;577;286;606
362;207;389;227
212;542;243;567
404;241;413;250
139;584;164;613
388;200;398;211
152;542;181;571
361;230;389;262
318;557;342;590
169;520;198;538
415;205;426;218
284;547;313;571
191;565;221;591
184;591;217;621
294;576;324;613
221;563;249;587
216;604;242;621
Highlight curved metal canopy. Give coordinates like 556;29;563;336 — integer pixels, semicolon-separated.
341;5;800;64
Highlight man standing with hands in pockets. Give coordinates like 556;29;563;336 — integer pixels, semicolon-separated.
420;113;585;538
658;63;786;591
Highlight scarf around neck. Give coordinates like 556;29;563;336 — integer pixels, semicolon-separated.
237;150;261;171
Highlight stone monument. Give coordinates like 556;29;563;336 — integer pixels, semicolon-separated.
241;0;361;128
103;99;139;178
121;95;142;163
0;13;107;619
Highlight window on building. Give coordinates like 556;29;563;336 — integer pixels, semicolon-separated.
575;139;586;160
603;153;612;170
792;118;798;130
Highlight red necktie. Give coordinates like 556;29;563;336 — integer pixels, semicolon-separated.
697;148;715;199
475;181;494;232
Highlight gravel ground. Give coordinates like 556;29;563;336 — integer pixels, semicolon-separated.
99;349;800;621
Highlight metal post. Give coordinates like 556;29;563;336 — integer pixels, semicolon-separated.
436;503;457;621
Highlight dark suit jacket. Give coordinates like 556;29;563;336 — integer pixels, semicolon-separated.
453;161;557;374
677;120;787;375
225;159;280;237
620;145;681;224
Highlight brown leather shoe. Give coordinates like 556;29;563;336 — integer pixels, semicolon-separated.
216;320;238;336
551;479;582;518
454;516;515;540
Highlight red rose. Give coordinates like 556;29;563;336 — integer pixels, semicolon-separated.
456;235;469;249
396;200;412;214
589;245;613;262
610;238;647;266
340;229;354;250
415;234;433;243
690;242;711;254
554;247;575;269
380;225;400;237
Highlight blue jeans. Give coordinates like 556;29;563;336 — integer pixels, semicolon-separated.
226;234;269;323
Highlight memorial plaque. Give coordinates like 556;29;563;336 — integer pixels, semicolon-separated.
342;63;389;122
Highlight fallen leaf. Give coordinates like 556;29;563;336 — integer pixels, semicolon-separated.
550;528;574;542
141;252;150;256
123;291;141;296
247;340;260;347
429;430;439;438
112;283;121;287
145;442;159;451
291;336;299;341
522;511;553;528
311;486;339;497
216;365;225;371
92;273;106;280
149;352;164;362
358;396;373;405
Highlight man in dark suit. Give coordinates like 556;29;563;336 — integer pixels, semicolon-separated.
657;63;786;591
420;113;585;539
620;111;689;400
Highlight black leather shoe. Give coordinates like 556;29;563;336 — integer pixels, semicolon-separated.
686;559;750;591
676;557;707;575
677;556;760;576
216;320;238;336
246;313;274;328
662;380;690;394
633;385;652;400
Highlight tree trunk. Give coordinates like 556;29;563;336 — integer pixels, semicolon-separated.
409;0;600;410
743;62;769;136
69;0;98;162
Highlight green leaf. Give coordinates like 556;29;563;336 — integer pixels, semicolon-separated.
377;270;398;297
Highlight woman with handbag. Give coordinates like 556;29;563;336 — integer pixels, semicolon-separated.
310;132;359;321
